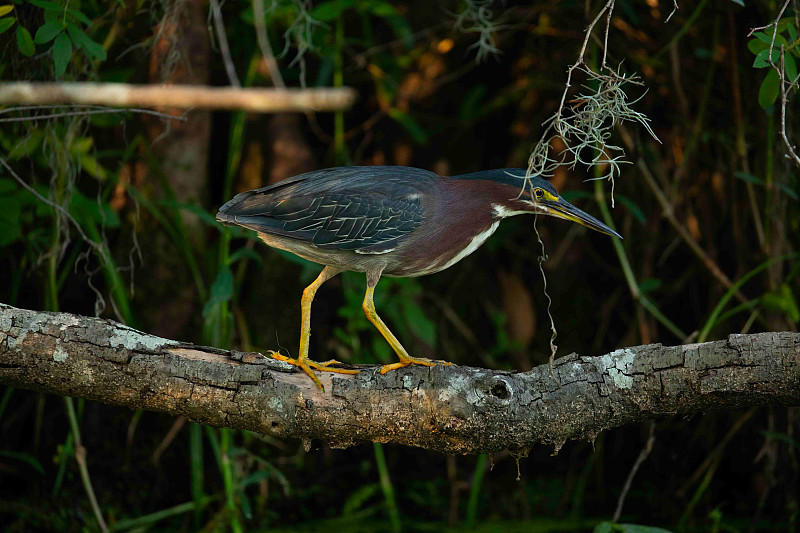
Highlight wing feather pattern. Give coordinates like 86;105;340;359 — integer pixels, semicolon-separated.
216;166;435;254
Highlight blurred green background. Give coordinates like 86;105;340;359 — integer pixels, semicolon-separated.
1;0;799;531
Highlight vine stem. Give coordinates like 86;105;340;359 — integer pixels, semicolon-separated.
65;397;108;533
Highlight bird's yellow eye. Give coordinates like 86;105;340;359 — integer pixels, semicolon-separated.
533;188;544;200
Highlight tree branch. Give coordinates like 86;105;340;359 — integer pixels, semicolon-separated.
1;304;798;455
0;83;356;112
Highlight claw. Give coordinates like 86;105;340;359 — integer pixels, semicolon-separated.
379;356;447;375
269;352;359;391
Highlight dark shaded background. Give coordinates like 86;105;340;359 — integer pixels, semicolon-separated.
1;0;798;531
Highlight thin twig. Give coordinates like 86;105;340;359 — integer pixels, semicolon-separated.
252;0;286;89
64;397;108;532
613;420;656;522
616;124;749;305
0;155;102;254
209;0;241;87
779;47;800;167
554;0;615;128
534;216;559;384
0;106;188;123
665;0;679;23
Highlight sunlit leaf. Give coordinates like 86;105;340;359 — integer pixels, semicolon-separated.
70;136;94;154
79;155;108;181
762;284;800;322
0;16;15;35
0;5;12;17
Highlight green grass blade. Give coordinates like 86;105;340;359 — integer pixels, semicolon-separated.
373;442;401;532
465;454;488;527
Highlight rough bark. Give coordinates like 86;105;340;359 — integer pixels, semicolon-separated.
1;303;798;455
147;0;212;216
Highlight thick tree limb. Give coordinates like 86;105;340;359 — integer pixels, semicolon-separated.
0;83;356;112
1;304;798;455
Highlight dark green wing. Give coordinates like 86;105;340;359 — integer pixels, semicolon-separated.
216;166;436;254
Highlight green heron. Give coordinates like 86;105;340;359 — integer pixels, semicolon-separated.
217;166;620;389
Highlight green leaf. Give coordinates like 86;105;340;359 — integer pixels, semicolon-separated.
0;450;45;475
753;47;780;67
735;171;798;199
160;201;222;228
33;18;62;43
762;284;800;322
458;84;487;122
28;0;63;11
203;267;234;317
747;38;768;55
639;278;662;295
79;154;108;180
0;5;13;17
52;32;73;77
758;69;780;109
0;192;23;246
228;247;263;266
16;25;34;56
69;136;93;154
615;526;674;533
616;193;647;224
734;170;763;184
387;108;429;144
310;0;353;21
68;190;120;228
754;31;787;46
7;129;45;159
66;23;106;60
786;53;797;81
788;22;798;43
728;0;744;5
0;16;15;34
400;300;436;346
342;483;380;515
66;8;92;26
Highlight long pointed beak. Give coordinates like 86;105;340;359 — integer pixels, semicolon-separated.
542;198;622;239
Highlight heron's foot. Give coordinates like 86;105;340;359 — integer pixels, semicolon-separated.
380;356;451;374
269;352;359;391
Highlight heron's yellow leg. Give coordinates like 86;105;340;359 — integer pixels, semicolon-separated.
271;266;358;390
361;285;442;374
